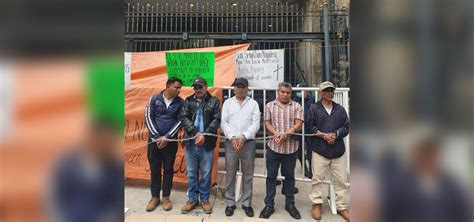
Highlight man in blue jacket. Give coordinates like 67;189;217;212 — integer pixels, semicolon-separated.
144;77;184;212
306;81;350;221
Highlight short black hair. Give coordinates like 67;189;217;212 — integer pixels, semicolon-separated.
166;77;183;87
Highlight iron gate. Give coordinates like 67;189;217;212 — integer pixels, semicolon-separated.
124;1;349;86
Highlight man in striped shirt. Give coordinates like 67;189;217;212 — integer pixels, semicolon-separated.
259;82;303;220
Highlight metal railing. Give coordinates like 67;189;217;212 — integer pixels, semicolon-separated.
124;2;350;86
219;86;350;214
124;2;348;34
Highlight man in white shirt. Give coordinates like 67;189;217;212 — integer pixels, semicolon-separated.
221;77;261;217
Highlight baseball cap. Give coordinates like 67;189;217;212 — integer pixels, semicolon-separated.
319;81;335;91
232;77;249;87
191;77;207;87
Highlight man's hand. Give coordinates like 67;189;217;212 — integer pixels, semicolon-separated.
158;136;168;149
328;133;336;144
280;133;289;144
237;137;246;150
231;138;239;151
195;133;205;146
155;139;162;148
155;136;168;149
274;133;287;145
274;134;281;144
323;133;336;145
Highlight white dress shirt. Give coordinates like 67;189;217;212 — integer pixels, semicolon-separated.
221;96;261;140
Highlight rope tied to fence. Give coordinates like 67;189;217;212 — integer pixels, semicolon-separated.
125;132;318;154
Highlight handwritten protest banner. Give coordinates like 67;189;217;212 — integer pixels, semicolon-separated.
235;49;284;88
166;52;215;86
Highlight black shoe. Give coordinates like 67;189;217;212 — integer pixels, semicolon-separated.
225;206;236;216
282;187;299;195
259;206;275;219
242;206;254;217
285;204;301;219
276;180;282;185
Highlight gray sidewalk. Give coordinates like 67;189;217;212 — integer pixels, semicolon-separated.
125;157;346;222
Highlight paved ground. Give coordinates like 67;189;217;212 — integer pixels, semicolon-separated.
125;157;346;222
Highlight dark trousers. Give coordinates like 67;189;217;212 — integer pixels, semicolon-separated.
296;138;313;178
147;138;178;198
264;148;297;207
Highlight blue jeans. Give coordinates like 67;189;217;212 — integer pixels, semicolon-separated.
264;148;297;207
185;144;214;202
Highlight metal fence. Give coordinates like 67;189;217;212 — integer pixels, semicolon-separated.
124;2;348;34
124;2;350;86
220;86;350;214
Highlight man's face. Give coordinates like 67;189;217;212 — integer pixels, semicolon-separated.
167;81;182;98
277;86;292;104
193;84;207;99
321;88;335;101
234;84;248;99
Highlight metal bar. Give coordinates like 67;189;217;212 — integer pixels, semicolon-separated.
265;2;269;32
226;2;229;33
160;4;164;33
296;3;299;31
195;3;199;33
206;3;209;33
217;170;322;183
323;4;330;82
152;5;156;32
260;4;263;33
211;4;214;33
179;5;183;32
126;3;130;33
306;1;310;32
280;3;284;33
125;32;333;40
184;3;187;32
165;3;168;32
141;5;145;32
301;88;305;178
247;3;250;33
222;87;349;92
241;4;244;33
270;4;273;32
132;5;136;33
202;5;204;33
221;4;224;33
174;3;178;32
262;89;267;176
285;2;289;33
190;3;193;33
146;4;150;33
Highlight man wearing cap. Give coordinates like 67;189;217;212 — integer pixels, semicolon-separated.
259;82;303;220
144;77;184;212
306;81;350;221
221;77;260;217
180;77;221;214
